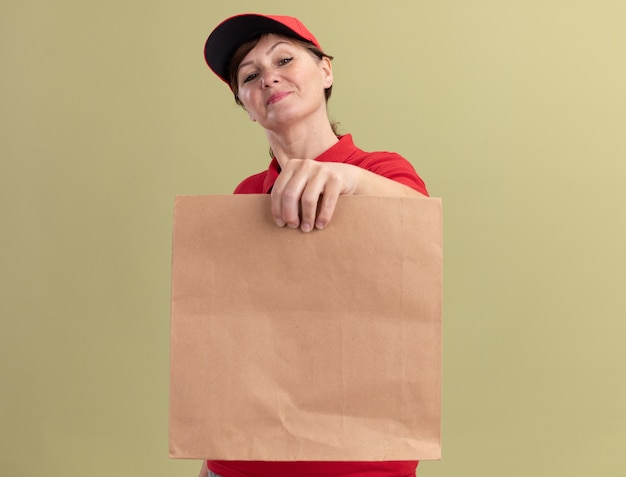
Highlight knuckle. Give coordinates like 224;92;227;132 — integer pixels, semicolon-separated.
322;195;336;209
281;189;300;203
301;192;319;208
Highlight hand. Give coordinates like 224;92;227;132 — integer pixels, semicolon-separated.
270;159;360;232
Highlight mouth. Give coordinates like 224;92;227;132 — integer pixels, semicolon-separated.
266;91;291;105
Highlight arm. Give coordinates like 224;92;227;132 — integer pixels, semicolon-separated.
271;159;423;232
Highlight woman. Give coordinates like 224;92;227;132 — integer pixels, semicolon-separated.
200;13;428;477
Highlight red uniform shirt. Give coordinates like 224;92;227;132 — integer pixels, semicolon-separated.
208;134;427;477
233;134;428;196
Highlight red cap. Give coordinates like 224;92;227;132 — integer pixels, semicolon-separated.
204;13;322;85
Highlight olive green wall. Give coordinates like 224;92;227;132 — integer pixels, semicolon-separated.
1;1;625;476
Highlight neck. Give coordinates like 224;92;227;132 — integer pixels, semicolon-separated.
266;121;339;168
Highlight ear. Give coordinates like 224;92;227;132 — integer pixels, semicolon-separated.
320;56;333;89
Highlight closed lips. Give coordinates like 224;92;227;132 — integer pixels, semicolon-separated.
266;91;291;105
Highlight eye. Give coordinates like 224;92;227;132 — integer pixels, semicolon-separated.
277;57;293;66
242;72;258;83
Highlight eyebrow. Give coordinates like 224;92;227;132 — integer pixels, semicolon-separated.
238;41;291;72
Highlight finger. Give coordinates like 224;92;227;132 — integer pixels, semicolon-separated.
270;175;287;227
292;161;330;232
271;161;307;228
299;181;324;233
314;178;343;230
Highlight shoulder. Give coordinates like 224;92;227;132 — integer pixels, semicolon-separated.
343;141;429;196
234;158;281;194
233;171;267;194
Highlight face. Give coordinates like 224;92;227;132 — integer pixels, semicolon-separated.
235;34;333;131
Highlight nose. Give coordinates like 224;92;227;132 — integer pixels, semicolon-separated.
261;69;279;88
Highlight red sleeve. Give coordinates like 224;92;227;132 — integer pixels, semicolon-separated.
359;152;429;196
233;172;266;194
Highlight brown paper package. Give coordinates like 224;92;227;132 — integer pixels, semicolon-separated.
169;195;442;461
